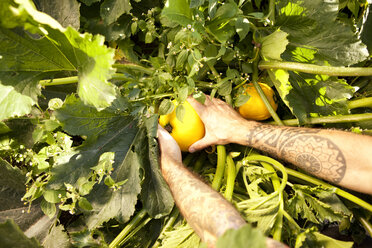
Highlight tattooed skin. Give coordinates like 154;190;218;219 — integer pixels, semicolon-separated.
246;124;346;183
162;160;246;244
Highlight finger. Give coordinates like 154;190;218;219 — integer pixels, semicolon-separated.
189;138;214;153
187;96;206;115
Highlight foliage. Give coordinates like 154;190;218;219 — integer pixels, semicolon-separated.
0;0;372;247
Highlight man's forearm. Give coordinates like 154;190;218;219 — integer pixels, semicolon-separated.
234;122;372;194
160;158;288;248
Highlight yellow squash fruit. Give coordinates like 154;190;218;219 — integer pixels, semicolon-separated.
238;82;278;120
159;100;205;152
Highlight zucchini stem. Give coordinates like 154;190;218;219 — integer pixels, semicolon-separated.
212;145;226;191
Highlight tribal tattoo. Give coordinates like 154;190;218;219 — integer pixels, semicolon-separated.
246;124;346;183
162;162;246;244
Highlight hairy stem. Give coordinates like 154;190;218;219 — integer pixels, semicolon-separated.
113;63;154;75
193;152;207;172
348;97;372;109
212;145;226;191
252;60;284;126
152;208;180;248
224;154;236;201
109;209;147;248
269;113;372;126
279;167;372;213
259;61;372;76
39;73;133;86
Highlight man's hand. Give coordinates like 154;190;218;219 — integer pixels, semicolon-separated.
187;96;251;152
157;124;182;166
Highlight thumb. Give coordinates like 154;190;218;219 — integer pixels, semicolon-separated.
189;137;213;153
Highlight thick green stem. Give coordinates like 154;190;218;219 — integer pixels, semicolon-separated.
39;73;133;86
259;61;372;76
253;60;284;126
183;153;195;167
193;152;207;172
153;208;180;248
118;216;152;246
129;93;174;102
113;63;154;75
224;154;236;202
268;0;275;24
348;97;372;109
278;167;372;213
261;161;283;241
212;145;226;191
242;155;288;210
269;113;372;126
359;216;372;237
39;76;78;86
109;209;147;248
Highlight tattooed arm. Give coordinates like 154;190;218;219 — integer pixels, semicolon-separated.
157;126;287;248
187;96;372;195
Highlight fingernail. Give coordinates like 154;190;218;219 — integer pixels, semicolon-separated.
189;148;195;153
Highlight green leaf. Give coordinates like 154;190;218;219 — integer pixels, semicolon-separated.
84;126;143;229
288;185;350;224
190;0;204;8
42;224;70;248
276;0;369;66
49;95;140;228
159;99;175;115
0;220;41;248
206;2;240;43
80;0;101;6
159;223;200;248
78;197;93;211
234;94;250;107
175;104;185;122
295;227;353;248
178;86;189;103
176;50;189;71
161;0;193;27
0;0;117;112
217;78;232;96
235;17;250;41
268;70;355;123
100;0;132;25
259;30;289;61
40;199;56;219
193;91;206;104
216;224;266;248
36;0;81;30
140;116;174;218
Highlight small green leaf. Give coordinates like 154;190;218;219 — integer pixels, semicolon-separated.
176;50;189;70
260;30;289;61
235;17;250;41
193;91;206;104
217;79;232;96
159;99;175;115
43;189;65;204
178;86;189;102
78;197;93;211
41;199;57;219
234;94;250;107
161;0;193;27
176;104;185;122
216;224;266;248
100;0;132;25
104;176;116;187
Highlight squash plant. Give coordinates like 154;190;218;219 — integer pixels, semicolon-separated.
0;0;372;247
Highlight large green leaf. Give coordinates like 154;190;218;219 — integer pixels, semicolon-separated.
161;0;193;27
0;220;41;248
100;0;132;25
0;158;54;243
288;185;350;224
140;116;174;219
268;70;354;123
0;0;116;117
276;0;369;66
216;224;266;248
36;0;81;30
206;2;240;43
50;95;141;228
